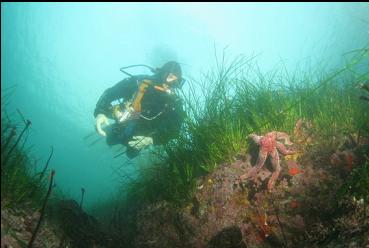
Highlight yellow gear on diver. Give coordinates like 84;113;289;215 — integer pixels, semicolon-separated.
133;79;151;112
112;79;174;122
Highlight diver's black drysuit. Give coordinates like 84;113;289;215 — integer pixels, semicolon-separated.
94;74;185;158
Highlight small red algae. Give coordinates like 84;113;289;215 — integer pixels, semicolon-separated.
289;167;301;176
344;152;354;171
257;213;272;238
290;199;299;209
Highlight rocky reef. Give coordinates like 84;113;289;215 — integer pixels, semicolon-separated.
1;201;61;248
133;127;369;248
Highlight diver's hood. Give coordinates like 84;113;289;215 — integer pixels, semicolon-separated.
120;62;185;88
155;61;184;88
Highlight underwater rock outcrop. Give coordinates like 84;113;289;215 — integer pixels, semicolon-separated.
1;202;61;248
133;129;369;248
54;199;108;248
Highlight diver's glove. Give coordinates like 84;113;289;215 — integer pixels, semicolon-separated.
95;114;109;137
128;136;153;150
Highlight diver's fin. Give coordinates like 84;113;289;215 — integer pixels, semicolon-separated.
88;137;103;147
114;149;127;158
83;131;96;141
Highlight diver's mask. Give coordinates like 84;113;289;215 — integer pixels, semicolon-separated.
150;73;174;95
163;72;186;89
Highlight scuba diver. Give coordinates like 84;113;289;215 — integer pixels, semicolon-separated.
94;61;186;159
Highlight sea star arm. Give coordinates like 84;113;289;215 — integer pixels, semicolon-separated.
268;149;281;191
275;132;294;145
249;133;262;144
276;142;296;155
240;149;268;181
